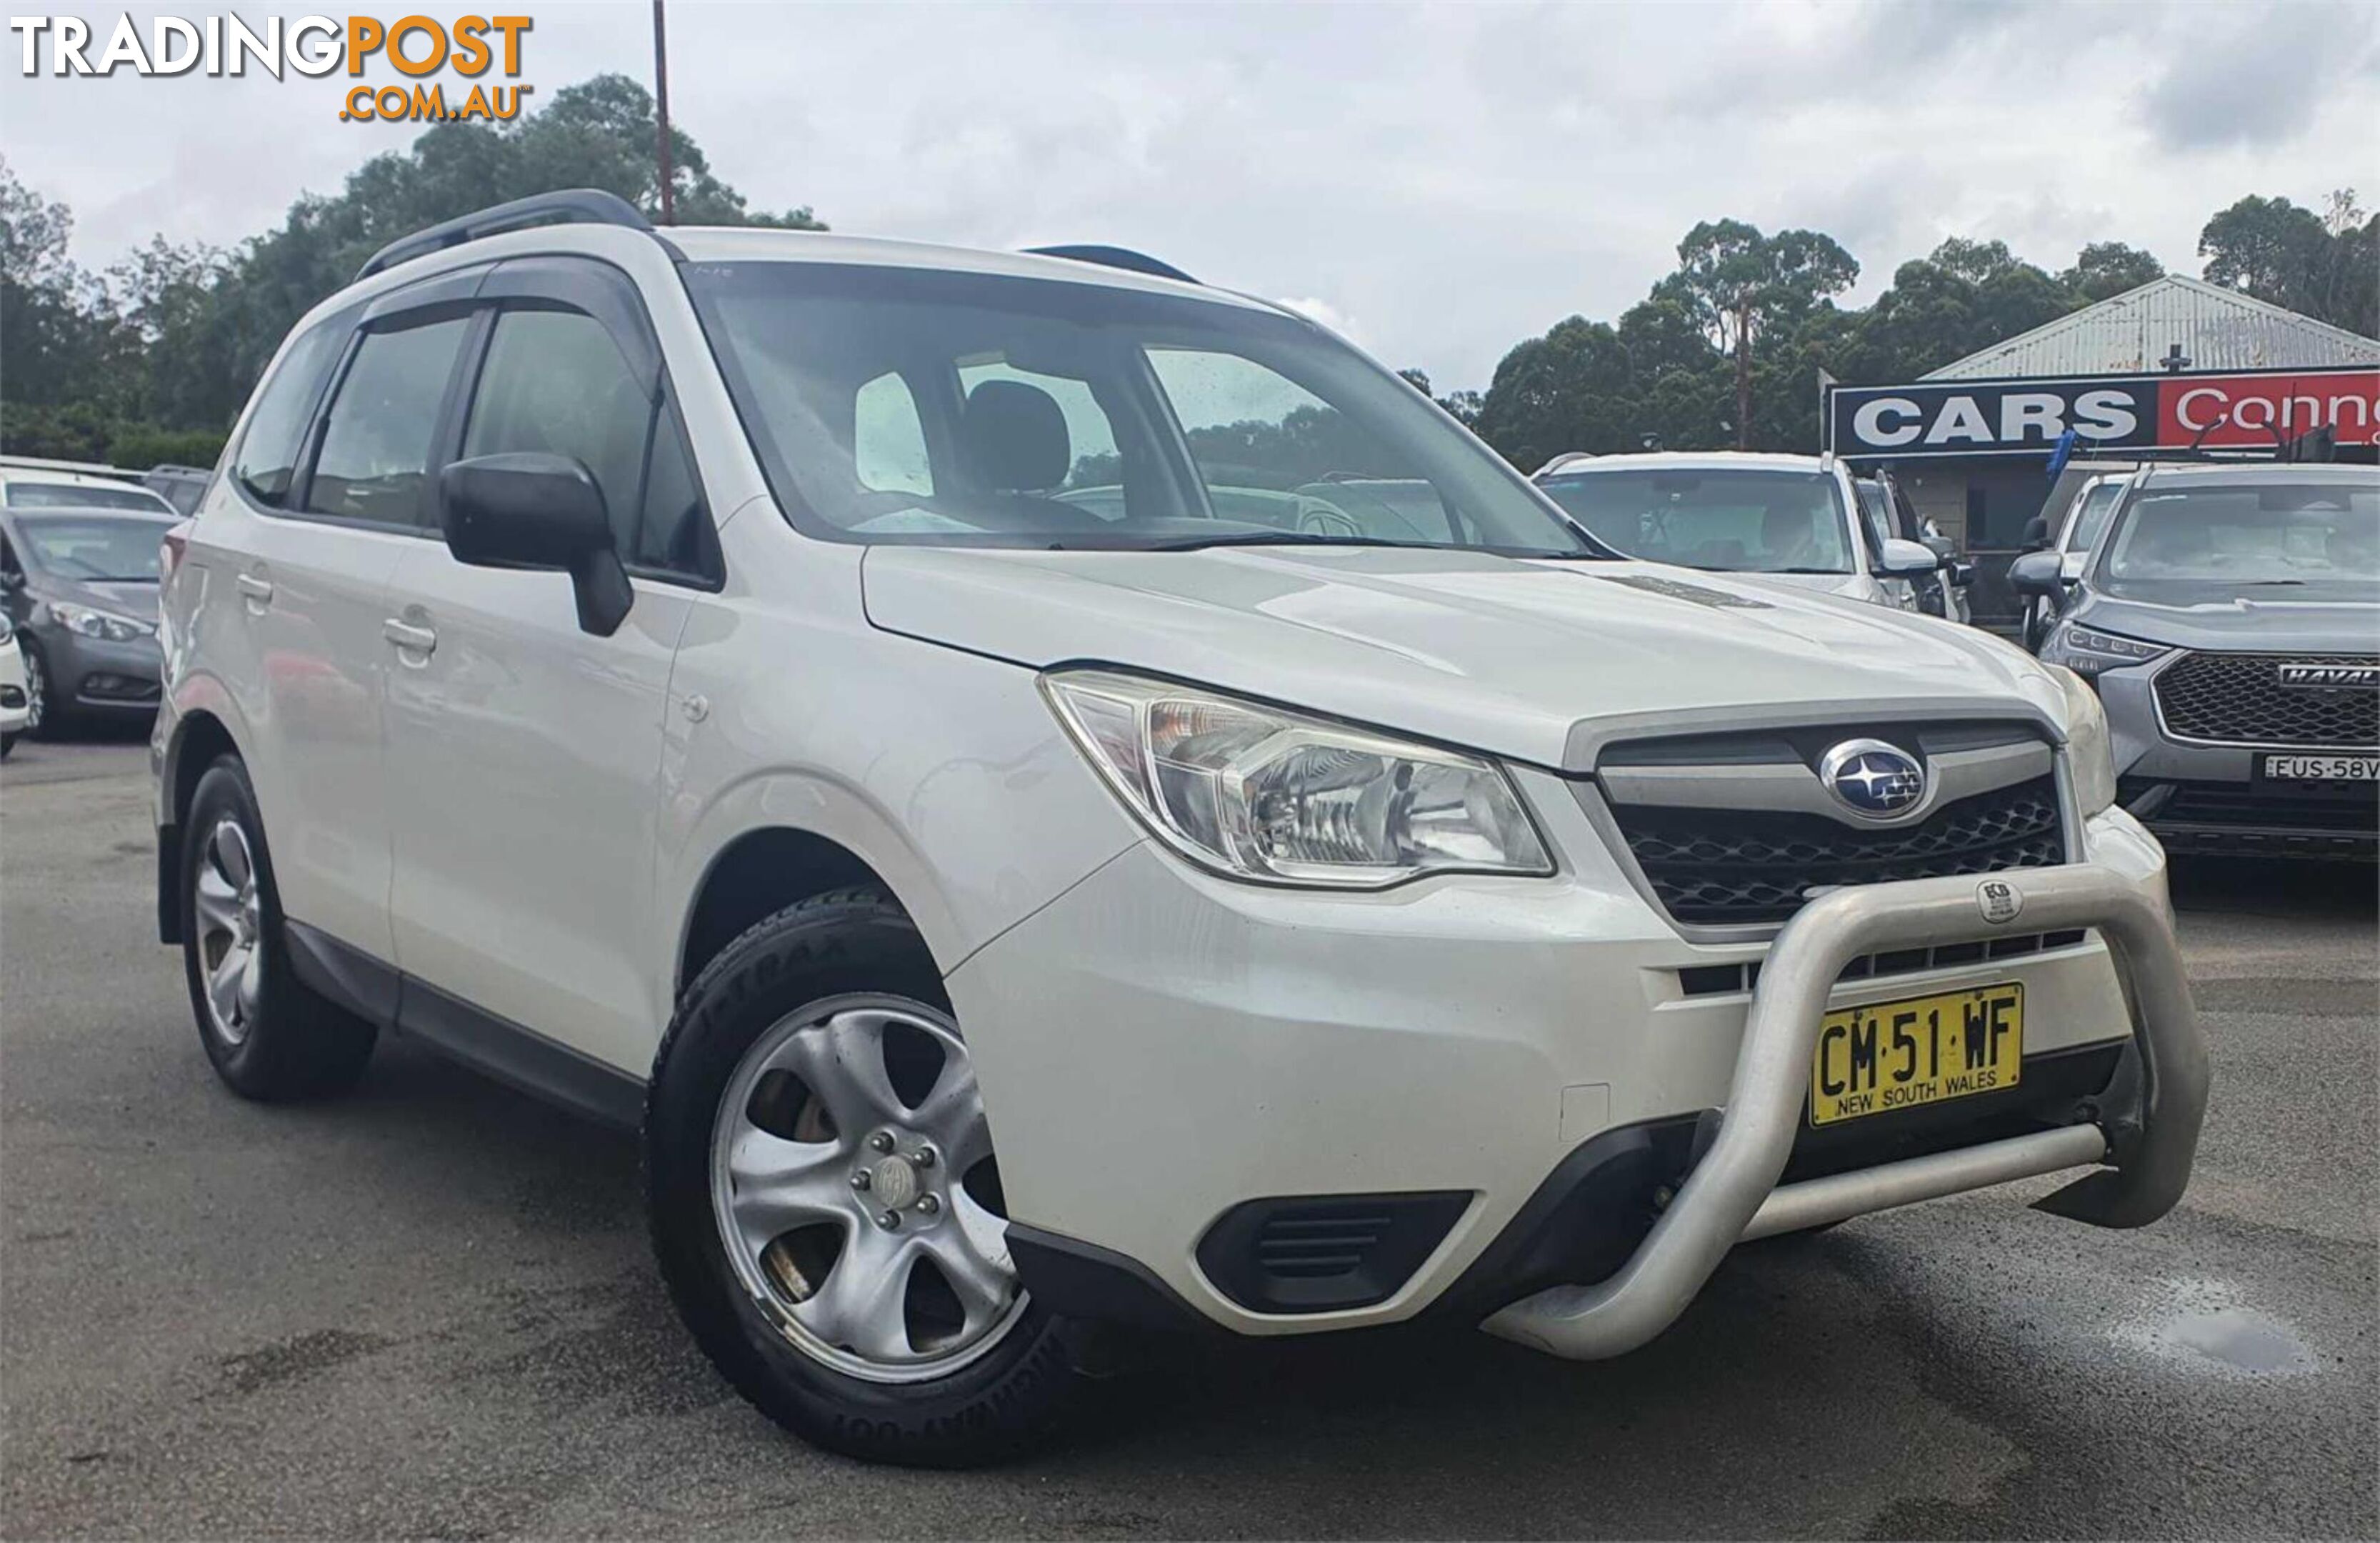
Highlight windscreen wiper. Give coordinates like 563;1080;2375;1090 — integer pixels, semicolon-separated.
1131;531;1447;554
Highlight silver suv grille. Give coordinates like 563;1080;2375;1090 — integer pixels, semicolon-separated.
2154;652;2380;748
1589;724;2069;929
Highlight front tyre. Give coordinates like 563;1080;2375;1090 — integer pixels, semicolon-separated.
646;890;1080;1466
180;755;376;1099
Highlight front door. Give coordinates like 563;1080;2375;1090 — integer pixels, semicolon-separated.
381;271;716;1073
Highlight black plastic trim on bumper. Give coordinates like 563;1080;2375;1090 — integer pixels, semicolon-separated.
1195;1192;1471;1314
1006;1224;1215;1334
2146;821;2377;861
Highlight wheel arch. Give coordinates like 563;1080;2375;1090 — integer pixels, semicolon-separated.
675;825;914;998
156;690;253;944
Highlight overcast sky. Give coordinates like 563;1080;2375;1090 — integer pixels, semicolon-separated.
8;0;2376;388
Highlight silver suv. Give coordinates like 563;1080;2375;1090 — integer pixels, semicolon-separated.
154;191;2206;1464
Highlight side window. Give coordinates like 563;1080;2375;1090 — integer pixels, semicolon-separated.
634;410;711;574
233;318;348;509
461;308;653;554
854;371;932;496
305;316;469;526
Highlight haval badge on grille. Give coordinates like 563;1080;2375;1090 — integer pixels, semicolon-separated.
1819;739;1927;819
2277;663;2379;689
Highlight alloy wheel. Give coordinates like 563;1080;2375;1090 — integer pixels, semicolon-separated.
191;818;264;1045
21;648;44;734
709;996;1026;1384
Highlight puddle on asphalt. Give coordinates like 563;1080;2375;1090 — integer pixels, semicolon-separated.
2114;1279;2315;1377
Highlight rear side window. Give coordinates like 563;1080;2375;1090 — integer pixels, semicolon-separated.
232;319;349;509
306;318;469;526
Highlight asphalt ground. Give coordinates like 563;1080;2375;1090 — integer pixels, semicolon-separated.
4;735;2374;1539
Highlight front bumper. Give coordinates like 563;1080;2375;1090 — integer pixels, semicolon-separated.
954;780;2196;1343
2099;663;2376;859
1482;856;2204;1360
41;628;164;714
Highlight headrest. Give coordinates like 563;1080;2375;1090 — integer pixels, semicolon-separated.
961;380;1070;492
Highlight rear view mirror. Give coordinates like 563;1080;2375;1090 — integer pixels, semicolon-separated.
1875;538;1941;577
439;452;632;636
2007;550;2067;597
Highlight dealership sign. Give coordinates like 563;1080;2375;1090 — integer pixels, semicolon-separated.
1829;367;2380;458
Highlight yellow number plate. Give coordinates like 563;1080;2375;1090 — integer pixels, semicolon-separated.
1809;983;2023;1127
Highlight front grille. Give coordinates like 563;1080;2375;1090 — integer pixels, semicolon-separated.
1676;929;2091;997
1612;775;2066;926
2155;652;2379;747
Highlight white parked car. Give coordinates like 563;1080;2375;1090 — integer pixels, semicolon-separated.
0;613;28;756
154;191;2206;1466
1536;451;1944;612
2022;469;2135;651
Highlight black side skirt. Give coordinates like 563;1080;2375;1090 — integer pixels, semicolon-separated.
284;920;646;1131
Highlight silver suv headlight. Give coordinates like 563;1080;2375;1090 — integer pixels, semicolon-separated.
1042;669;1552;889
2051;663;2118;817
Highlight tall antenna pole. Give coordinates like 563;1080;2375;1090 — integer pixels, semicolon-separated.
651;0;676;224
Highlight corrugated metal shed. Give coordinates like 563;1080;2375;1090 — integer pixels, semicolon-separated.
1923;273;2380;379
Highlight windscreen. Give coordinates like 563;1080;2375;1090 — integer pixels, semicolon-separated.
6;481;175;514
2069;481;2126;550
680;261;1599;556
2099;479;2379;599
1537;468;1854;574
11;515;171;581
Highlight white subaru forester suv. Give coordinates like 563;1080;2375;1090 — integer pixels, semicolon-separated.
154;191;2206;1465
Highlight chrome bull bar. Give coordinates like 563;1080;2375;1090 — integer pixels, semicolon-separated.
1481;862;2208;1361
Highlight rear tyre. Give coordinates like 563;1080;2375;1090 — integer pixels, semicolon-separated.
180;755;376;1100
647;889;1081;1467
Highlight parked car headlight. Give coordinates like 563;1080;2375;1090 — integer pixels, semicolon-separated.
48;601;156;643
2051;664;2117;817
2041;621;2167;678
0;612;13;644
1043;669;1552;888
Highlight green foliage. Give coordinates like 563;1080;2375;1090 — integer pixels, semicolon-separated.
0;75;821;470
2199;190;2377;339
1469;196;2376;464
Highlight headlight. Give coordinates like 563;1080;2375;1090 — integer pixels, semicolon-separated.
1042;669;1552;888
0;612;13;644
2041;622;2168;678
2051;664;2117;817
48;601;156;643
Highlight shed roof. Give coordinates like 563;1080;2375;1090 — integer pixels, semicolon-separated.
1923;273;2380;380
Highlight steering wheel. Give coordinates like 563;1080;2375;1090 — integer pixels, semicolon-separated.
1294;496;1364;538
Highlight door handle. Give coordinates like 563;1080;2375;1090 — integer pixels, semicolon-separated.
383;619;438;655
236;574;274;609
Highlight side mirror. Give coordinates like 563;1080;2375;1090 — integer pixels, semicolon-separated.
439;452;631;636
1875;537;1941;577
2007;549;2069;598
2019;516;2051;551
1948;559;1976;589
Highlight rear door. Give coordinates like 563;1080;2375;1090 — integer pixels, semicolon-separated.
195;289;474;961
381;257;714;1074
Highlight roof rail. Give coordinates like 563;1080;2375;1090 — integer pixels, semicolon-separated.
354;189;652;282
1023;244;1197;284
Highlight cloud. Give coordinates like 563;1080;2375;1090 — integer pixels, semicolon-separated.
2137;0;2380;152
1272;296;1364;346
6;0;2376;391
